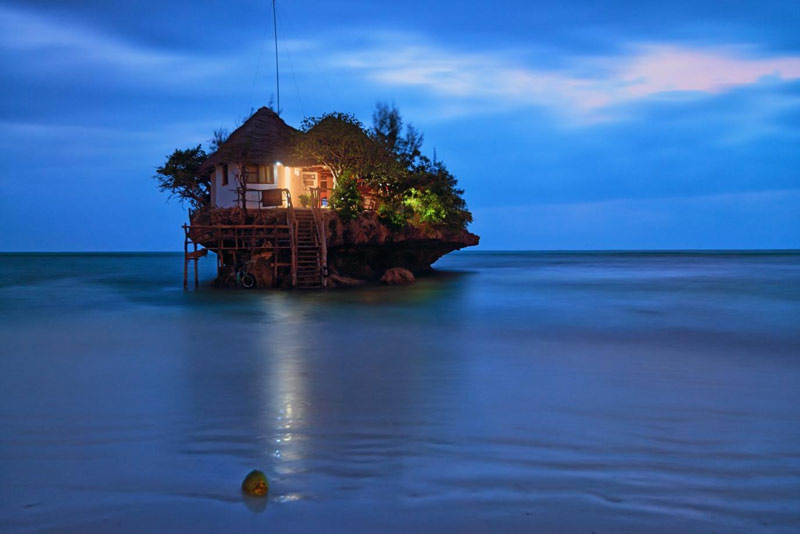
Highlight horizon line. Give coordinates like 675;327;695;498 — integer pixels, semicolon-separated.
1;248;799;255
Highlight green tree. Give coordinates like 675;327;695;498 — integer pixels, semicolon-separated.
372;102;423;168
403;188;446;225
329;171;362;221
377;199;412;229
292;113;376;187
370;103;472;229
408;156;472;229
154;145;209;211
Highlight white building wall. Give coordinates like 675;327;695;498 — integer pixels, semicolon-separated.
212;163;285;209
213;165;238;208
211;163;321;209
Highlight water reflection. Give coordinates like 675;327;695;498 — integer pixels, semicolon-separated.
1;252;799;533
241;494;268;514
257;295;312;497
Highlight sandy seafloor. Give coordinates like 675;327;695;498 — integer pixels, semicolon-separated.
1;251;799;533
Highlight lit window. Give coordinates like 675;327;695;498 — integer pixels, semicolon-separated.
302;172;317;190
259;165;275;185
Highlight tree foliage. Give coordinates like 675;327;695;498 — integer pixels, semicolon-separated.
295;104;473;229
403;188;446;225
293;113;377;186
405;156;472;229
154;105;472;229
329;171;362;221
154;145;209;211
209;128;229;152
370;103;472;229
372;102;423;169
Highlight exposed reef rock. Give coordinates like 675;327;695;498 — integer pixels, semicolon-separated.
322;211;479;281
380;267;415;285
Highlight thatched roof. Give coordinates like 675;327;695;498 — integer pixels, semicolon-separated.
199;107;303;173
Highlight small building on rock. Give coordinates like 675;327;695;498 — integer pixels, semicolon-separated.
199;107;334;209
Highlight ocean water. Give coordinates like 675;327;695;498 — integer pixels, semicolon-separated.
0;251;799;533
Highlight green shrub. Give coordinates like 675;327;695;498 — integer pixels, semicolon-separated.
377;201;411;229
403;188;447;226
330;172;362;221
298;194;311;208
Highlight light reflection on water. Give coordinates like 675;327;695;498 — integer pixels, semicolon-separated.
0;252;799;533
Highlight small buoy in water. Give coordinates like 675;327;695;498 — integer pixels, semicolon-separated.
242;470;269;497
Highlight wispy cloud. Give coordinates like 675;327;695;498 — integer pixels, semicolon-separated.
5;3;798;123
335;34;800;121
0;5;282;91
0;6;183;70
619;45;800;97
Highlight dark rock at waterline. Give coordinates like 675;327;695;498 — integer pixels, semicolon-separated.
381;267;415;285
191;208;479;287
324;211;479;281
327;273;368;287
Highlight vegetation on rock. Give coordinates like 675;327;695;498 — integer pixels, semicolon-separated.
153;145;209;211
155;103;472;231
294;103;472;230
292;112;377;187
329;171;362;221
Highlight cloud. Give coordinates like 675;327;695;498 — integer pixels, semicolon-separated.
0;5;183;70
6;3;798;123
619;44;800;97
0;4;293;92
335;34;800;121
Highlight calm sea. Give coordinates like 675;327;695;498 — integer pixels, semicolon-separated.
1;252;799;533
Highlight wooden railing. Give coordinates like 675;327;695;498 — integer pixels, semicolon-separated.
283;189;298;287
309;187;321;209
310;207;328;288
234;186;295;208
182;191;309;289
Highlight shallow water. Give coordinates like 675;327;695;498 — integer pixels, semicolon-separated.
1;251;799;533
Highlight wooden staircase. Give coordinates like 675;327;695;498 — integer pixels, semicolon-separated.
293;209;324;289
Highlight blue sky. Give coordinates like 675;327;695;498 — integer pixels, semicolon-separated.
1;0;798;250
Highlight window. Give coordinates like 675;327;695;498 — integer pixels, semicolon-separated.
259;165;275;185
302;172;318;191
245;165;275;184
244;165;259;184
221;164;229;186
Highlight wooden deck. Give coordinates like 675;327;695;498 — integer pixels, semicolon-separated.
182;206;327;289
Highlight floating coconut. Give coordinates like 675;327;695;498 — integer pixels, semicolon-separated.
241;470;269;497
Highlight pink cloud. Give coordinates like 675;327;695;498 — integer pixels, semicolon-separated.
336;36;800;120
619;45;800;97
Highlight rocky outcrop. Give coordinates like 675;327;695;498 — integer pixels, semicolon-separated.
327;273;368;288
380;267;415;285
189;208;479;287
322;211;479;281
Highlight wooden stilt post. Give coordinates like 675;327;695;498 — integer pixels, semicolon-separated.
273;224;278;286
183;233;189;290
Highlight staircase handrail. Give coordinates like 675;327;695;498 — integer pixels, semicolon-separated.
310;207;328;288
285;196;298;288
